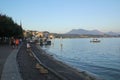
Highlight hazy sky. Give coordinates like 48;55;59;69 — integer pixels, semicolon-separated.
0;0;120;33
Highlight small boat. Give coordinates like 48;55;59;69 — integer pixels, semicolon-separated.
46;40;51;45
44;38;51;45
90;38;100;42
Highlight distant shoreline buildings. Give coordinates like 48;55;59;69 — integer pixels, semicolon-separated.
23;30;120;39
23;30;54;39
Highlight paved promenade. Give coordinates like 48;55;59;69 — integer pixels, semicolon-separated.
0;43;101;80
0;45;13;79
0;45;22;80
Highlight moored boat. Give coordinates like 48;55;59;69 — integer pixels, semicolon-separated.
90;38;100;42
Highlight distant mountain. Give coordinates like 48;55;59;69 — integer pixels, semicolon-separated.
88;30;104;35
66;29;119;36
66;29;104;35
105;31;120;36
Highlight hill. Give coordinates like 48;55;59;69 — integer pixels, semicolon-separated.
66;29;119;36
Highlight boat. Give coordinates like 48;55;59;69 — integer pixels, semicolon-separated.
90;38;100;42
46;40;51;45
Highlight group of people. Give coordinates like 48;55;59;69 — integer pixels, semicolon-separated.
10;37;22;48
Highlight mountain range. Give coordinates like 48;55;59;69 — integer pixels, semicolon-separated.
66;29;120;36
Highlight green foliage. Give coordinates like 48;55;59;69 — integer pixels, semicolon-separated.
0;14;23;38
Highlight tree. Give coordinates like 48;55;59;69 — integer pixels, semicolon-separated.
0;14;23;43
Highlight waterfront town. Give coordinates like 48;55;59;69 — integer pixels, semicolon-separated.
0;14;100;80
0;0;120;79
0;12;120;80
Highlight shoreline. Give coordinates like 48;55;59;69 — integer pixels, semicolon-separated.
43;48;101;79
35;44;102;80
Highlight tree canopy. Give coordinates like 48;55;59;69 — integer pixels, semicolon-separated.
0;14;23;38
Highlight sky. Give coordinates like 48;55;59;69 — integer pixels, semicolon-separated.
0;0;120;33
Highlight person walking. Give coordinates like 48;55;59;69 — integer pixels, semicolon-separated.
10;37;15;48
15;39;19;48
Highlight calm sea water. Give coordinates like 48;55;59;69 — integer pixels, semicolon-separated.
42;38;120;80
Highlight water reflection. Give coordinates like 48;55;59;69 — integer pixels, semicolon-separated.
46;38;120;80
60;43;63;52
45;45;51;49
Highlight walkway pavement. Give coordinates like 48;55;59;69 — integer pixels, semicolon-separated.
0;45;13;79
1;47;23;80
0;43;100;80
